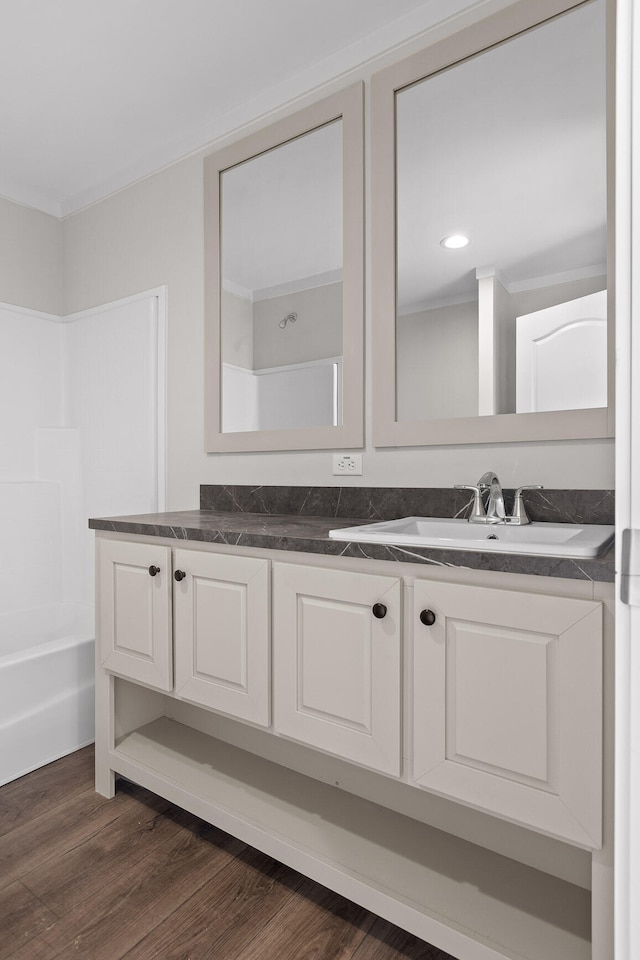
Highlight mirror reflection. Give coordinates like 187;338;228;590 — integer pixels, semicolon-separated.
395;0;607;423
220;120;343;433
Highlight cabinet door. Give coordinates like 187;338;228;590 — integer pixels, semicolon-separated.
412;579;603;847
173;550;270;727
98;538;172;691
273;563;401;775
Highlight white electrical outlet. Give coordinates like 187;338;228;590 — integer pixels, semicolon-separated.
332;453;363;476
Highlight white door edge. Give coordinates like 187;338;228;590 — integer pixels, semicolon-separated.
615;2;639;957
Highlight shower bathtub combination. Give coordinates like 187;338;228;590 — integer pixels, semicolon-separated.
0;292;162;788
0;603;95;786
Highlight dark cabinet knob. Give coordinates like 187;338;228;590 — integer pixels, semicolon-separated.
419;609;436;626
372;603;387;619
148;565;160;577
174;570;186;582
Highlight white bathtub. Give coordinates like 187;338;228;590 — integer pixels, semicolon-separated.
0;603;95;786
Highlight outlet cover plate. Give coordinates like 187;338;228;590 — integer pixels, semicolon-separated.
332;454;363;476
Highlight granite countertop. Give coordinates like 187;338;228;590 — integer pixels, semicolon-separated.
89;493;615;584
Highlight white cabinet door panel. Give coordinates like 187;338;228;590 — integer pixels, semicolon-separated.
273;563;401;775
173;550;270;727
98;538;172;691
447;620;551;781
413;579;603;848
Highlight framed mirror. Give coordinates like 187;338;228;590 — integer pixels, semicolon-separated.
204;84;364;452
371;0;613;446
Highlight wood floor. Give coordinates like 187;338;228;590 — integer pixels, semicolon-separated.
0;746;456;960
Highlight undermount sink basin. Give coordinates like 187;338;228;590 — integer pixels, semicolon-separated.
328;516;615;559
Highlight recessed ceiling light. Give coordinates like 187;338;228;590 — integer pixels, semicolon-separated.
440;234;470;249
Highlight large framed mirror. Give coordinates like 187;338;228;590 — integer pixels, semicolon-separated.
204;84;364;452
371;0;613;446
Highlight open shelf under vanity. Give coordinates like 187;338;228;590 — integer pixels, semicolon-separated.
111;712;591;960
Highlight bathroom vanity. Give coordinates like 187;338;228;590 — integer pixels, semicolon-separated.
92;486;614;960
91;0;616;955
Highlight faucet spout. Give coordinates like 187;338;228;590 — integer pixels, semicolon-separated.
477;471;506;521
454;471;505;524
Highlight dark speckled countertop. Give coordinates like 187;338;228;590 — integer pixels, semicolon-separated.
89;485;615;583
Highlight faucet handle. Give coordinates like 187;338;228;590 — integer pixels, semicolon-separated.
511;485;543;525
514;483;543;498
454;484;486;520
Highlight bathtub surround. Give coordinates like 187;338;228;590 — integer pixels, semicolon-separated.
0;295;163;786
0;607;94;789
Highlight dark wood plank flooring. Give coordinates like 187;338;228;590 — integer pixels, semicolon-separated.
0;746;456;960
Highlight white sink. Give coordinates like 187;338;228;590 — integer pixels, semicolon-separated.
328;516;614;559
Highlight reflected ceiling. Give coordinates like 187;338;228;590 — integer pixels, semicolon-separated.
396;0;606;314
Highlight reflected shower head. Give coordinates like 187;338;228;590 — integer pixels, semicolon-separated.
279;312;297;329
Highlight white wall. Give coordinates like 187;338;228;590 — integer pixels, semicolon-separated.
253;282;342;369
397;302;478;421
59;1;613;505
0;197;62;314
222;290;253;367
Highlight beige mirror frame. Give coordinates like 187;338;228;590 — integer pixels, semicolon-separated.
371;0;615;447
204;83;364;453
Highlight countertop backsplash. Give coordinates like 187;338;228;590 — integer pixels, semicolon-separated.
199;484;614;526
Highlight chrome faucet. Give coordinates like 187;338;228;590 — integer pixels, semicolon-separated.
455;473;543;525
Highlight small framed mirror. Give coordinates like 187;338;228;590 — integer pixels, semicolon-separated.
371;0;613;446
204;84;364;452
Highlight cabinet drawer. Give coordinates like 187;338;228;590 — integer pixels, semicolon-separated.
273;562;401;775
412;579;603;847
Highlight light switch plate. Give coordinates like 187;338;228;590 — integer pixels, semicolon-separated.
332;454;363;476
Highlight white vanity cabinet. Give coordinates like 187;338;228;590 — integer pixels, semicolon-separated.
411;579;603;848
272;562;402;775
95;531;611;960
